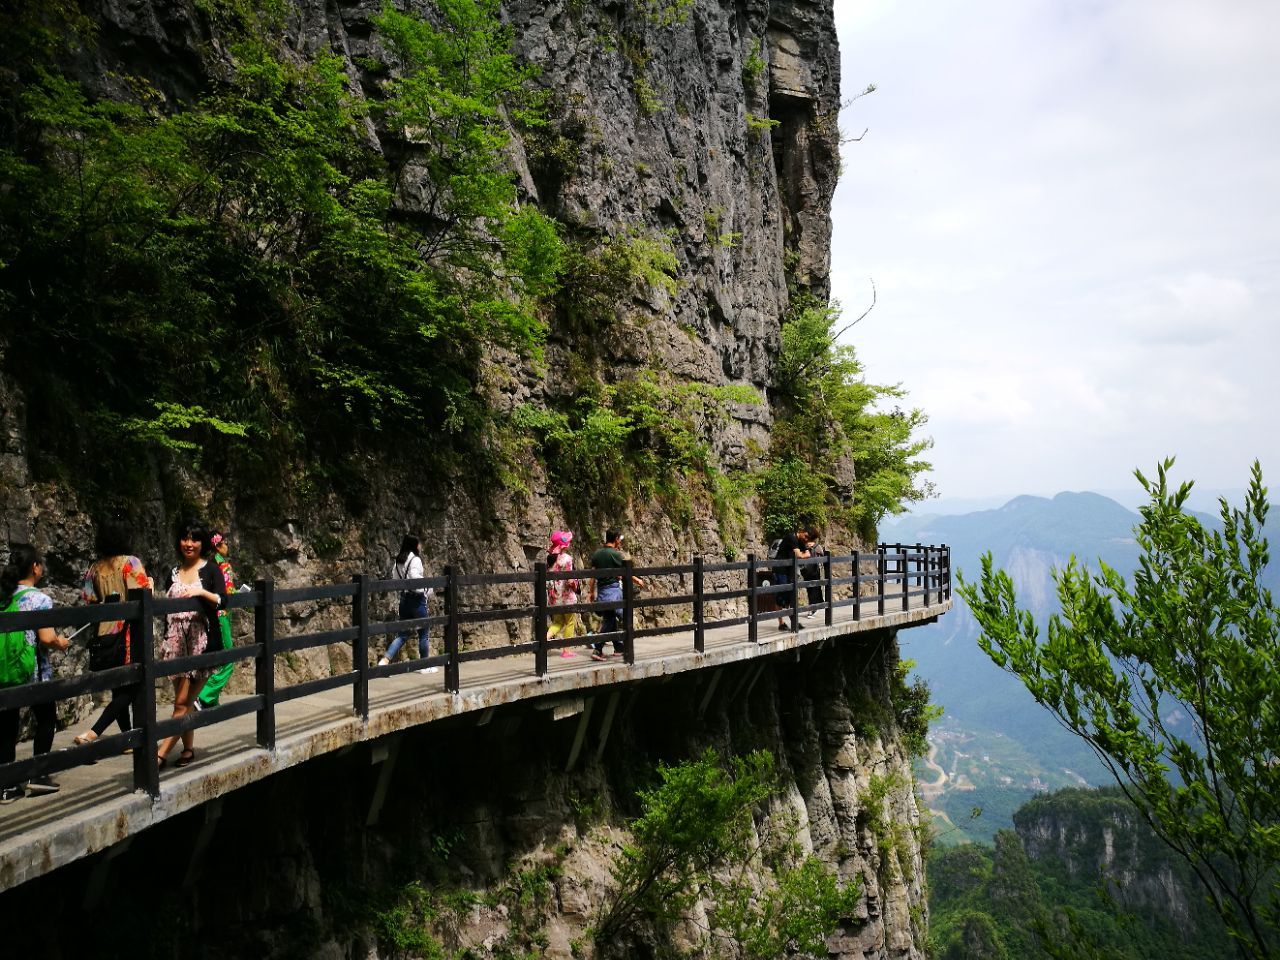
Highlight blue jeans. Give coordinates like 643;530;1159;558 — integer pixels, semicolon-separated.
386;593;429;660
593;582;624;654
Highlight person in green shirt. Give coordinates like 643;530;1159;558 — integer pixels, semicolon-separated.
589;529;644;660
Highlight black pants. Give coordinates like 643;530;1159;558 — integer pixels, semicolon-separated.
802;567;823;607
0;700;56;765
90;685;137;737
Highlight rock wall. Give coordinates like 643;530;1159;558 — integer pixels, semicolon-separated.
1;0;851;638
2;0;859;701
1014;790;1199;941
2;635;927;960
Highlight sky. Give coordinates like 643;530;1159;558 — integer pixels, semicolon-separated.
829;0;1280;503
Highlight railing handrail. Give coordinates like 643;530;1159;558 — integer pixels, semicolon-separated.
0;543;950;796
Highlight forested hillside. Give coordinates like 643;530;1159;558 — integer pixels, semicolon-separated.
929;787;1233;960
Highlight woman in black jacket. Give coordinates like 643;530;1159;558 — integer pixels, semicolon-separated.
155;521;226;768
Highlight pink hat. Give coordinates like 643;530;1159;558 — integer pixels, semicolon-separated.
549;530;573;554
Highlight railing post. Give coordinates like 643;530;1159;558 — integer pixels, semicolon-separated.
853;550;861;621
877;548;886;617
622;561;635;665
129;587;159;799
692;556;705;653
352;574;369;719
901;547;910;611
945;545;952;599
255;578;276;750
444;565;460;693
790;552;800;631
823;552;834;627
534;561;548;678
923;547;932;607
747;553;758;644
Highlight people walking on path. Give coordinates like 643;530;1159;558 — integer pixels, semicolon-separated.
76;523;152;748
0;546;70;801
545;531;579;658
589;529;644;661
800;529;826;615
155;521;226;769
195;531;239;711
773;525;810;630
381;535;436;673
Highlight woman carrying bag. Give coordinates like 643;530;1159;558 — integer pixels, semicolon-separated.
75;523;152;748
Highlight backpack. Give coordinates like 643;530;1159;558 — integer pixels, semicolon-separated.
0;587;37;688
767;539;783;560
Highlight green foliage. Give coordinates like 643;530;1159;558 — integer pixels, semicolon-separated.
746;112;780;134
957;460;1280;960
929;788;1240;960
374;881;448;959
711;855;862;959
643;0;696;28
757;458;831;539
513;375;759;530
742;38;766;93
596;748;778;943
558;229;679;334
769;298;933;539
596;748;860;954
891;658;942;758
0;0;560;492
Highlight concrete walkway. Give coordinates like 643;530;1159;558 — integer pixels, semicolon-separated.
0;594;948;892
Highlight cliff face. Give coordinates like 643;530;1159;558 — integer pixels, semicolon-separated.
1014;790;1200;940
2;638;928;960
2;0;851;625
0;3;933;955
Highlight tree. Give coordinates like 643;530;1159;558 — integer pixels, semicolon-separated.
768;297;934;540
594;748;860;956
957;460;1279;960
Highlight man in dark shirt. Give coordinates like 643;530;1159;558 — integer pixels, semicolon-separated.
589;529;645;660
773;526;810;630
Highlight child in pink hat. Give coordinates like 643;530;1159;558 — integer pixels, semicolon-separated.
546;531;579;657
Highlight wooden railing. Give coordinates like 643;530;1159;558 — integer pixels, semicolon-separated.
0;542;949;797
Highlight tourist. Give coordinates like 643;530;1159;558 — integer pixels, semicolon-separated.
545;531;579;659
800;529;826;616
0;546;70;801
155;521;226;769
75;523;152;747
194;530;238;711
380;535;436;673
589;529;644;661
774;525;810;630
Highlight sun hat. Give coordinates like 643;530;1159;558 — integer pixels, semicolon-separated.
549;530;573;554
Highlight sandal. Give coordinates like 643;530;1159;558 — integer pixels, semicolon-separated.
156;753;169;770
590;653;607;662
559;650;578;658
175;749;196;768
73;731;98;746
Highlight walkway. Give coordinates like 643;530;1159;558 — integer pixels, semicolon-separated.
0;547;950;893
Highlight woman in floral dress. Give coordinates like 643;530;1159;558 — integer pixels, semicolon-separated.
546;530;579;659
155;521;226;768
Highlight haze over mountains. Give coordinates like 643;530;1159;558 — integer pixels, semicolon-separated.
883;487;1268;842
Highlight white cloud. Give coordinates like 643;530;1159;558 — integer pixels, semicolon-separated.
830;0;1280;500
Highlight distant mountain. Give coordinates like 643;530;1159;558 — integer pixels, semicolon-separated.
892;492;1148;842
894;489;1276;843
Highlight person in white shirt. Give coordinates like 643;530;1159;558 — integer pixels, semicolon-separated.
380;535;436;672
